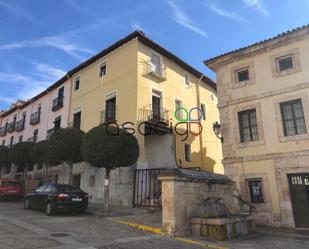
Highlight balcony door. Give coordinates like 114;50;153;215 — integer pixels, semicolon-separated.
152;91;162;120
151;52;161;75
105;93;116;122
73;111;81;129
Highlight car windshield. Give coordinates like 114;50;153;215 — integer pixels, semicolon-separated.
1;181;19;187
56;185;81;192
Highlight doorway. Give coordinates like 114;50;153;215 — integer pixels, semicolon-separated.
288;173;309;228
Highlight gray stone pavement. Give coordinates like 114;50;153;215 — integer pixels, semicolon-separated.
1;202;309;249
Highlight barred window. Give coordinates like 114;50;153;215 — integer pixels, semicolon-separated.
248;180;264;203
238;109;259;143
280;99;307;137
237;69;249;82
278;56;293;71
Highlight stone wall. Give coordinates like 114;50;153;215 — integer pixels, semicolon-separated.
159;169;239;237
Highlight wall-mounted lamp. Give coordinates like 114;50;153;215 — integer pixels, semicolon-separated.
213;121;224;143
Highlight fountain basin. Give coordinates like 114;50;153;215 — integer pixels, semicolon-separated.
191;215;254;240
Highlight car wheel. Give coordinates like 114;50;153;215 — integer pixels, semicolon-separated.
24;199;30;210
45;202;54;216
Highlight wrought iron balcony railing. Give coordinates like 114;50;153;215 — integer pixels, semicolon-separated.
138;104;170;124
144;61;167;81
52;96;64;112
0;125;7;137
30;111;40;125
15;119;25;132
99;107;117;124
7;121;15;133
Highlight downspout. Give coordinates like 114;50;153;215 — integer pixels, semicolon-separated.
196;75;205;170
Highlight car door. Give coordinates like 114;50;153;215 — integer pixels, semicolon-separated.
37;185;52;210
28;185;45;209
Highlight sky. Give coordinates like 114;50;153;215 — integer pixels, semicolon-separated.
0;0;308;110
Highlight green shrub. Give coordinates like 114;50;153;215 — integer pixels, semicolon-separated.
81;124;139;170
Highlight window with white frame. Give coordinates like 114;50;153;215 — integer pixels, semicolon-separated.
175;99;183;120
99;61;107;77
74;77;80;91
184;72;190;86
184;143;192;162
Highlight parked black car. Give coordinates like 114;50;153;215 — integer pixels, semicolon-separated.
24;184;88;215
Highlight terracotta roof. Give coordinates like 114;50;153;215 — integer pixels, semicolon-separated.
204;24;309;69
1;30;215;118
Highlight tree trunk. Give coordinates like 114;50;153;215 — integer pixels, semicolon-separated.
104;169;110;214
23;164;29;192
67;162;73;185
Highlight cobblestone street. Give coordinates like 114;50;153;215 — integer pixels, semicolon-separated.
1;202;309;249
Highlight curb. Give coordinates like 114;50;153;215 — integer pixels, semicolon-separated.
106;217;229;249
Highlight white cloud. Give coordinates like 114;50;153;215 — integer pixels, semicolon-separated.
0;0;37;23
208;2;245;23
64;0;95;17
0;34;95;61
242;0;269;16
0;63;66;102
166;0;207;38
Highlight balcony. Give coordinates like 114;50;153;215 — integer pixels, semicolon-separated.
144;61;166;81
15;119;25;132
138;104;170;134
99;107;117;124
0;126;6;137
52;96;64;112
7;121;15;133
30;111;40;125
46;128;55;140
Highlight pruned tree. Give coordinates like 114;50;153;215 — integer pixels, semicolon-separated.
0;145;9;176
81;124;139;213
49;128;85;184
8;142;35;188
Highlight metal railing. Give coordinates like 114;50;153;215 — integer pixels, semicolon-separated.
138;104;170;124
52;96;64;112
30;111;40;125
99;108;117;124
233;194;257;215
7;121;15;133
133;168;167;207
15;119;25;132
144;61;167;80
0;125;7;137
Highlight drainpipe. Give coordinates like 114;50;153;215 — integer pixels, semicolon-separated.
66;73;73;128
196;75;205;170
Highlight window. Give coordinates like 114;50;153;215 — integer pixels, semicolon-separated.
280;99;306;137
2;140;5;146
248;180;264;203
74;77;80;91
18;136;23;143
105;93;116;122
201;104;206;120
152;90;162;120
184;144;192;162
10;136;14;148
151;52;162;75
238;109;259;143
54;116;61;131
175;99;183;120
278;56;293;72
184;73;190;86
99;62;107;77
237;69;249;82
73;111;82;129
33;129;38;142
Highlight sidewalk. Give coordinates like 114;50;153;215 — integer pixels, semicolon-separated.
87;202;162;228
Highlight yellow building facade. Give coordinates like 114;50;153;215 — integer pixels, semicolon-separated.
67;31;223;173
205;25;309;228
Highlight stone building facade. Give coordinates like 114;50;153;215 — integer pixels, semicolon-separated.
205;25;309;228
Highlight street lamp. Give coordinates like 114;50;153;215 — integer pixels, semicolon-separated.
213;121;224;143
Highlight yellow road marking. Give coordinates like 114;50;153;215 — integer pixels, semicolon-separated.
107;217;229;249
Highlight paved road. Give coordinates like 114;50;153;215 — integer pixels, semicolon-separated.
1;202;309;249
